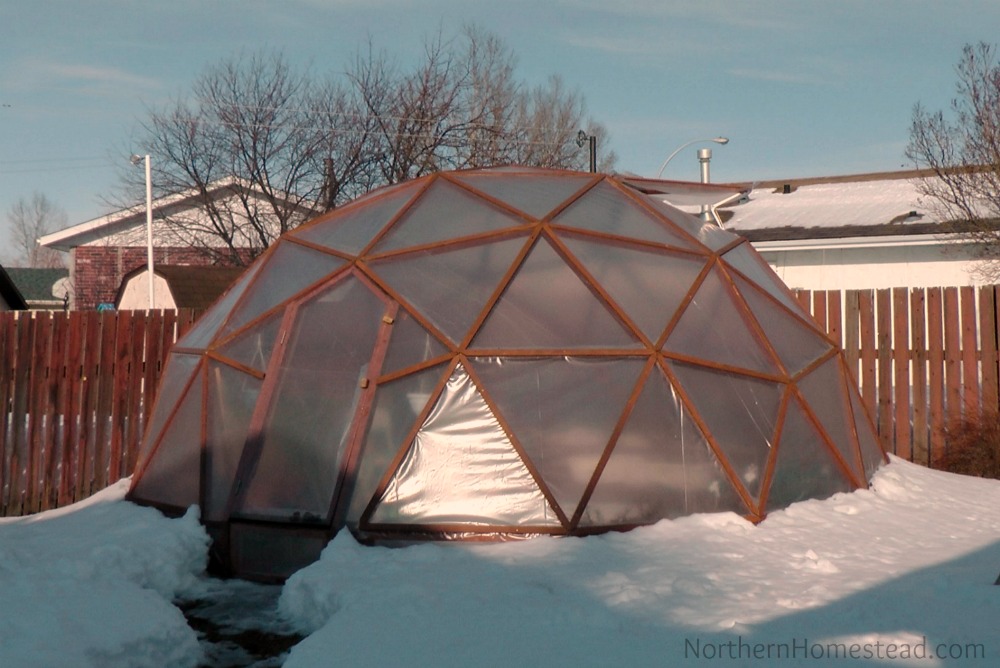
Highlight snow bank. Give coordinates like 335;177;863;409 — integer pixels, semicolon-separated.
0;480;209;668
279;457;1000;667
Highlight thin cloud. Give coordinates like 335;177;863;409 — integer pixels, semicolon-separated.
35;61;162;90
3;59;163;95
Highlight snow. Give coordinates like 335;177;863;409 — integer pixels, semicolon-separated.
3;456;1000;666
724;179;933;232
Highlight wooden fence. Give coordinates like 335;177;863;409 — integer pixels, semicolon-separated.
1;285;999;517
0;309;199;516
794;285;1000;467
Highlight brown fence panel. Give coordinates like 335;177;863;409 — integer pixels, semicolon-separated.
0;310;198;517
793;285;1000;465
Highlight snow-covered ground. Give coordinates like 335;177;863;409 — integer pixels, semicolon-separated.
2;456;999;667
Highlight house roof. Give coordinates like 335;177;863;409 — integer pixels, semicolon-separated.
39;177;318;251
4;267;70;304
116;264;245;310
0;265;28;310
720;168;970;243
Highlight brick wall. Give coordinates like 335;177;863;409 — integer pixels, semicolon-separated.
71;246;213;311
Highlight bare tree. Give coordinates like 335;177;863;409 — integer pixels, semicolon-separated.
6;193;66;268
907;42;1000;276
127;27;613;264
129;51;332;265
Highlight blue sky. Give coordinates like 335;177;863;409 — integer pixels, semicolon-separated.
2;0;998;251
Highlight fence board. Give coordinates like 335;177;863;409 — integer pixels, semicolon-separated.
980;287;999;413
876;289;893;454
910;289;928;465
927;288;945;459
844;290;860;383
0;313;14;511
943;288;961;430
960;286;979;418
859;290;877;418
892;288;910;459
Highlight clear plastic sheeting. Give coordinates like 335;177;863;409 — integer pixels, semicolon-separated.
668;361;782;503
204;363;261;522
730;273;833;376
371;236;526;344
721;242;806;317
665;267;779;375
129;367;204;510
290;182;421;255
473;356;645;517
173;262;263;351
372;179;528;253
237;278;386;522
221;241;346;339
552;181;699;250
765;395;855;512
451;171;595;219
371;365;559;527
472;239;639;350
581;368;748;526
561;236;708;343
133;353;202;466
345;365;446;525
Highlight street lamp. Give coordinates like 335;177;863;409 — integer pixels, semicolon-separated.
655;136;729;179
576;130;597;173
130;154;154;310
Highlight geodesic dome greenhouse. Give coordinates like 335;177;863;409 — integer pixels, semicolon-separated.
127;167;886;580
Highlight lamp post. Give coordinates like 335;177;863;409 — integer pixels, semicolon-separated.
130;154;154;310
576;130;597;173
655;136;729;179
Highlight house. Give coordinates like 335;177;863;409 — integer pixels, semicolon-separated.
38;179;315;311
115;264;245;311
0;265;28;311
3;267;70;310
718;170;991;291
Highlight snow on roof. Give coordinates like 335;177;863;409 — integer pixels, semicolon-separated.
724;172;936;234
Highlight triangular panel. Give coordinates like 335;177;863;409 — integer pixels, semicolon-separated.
551;181;700;250
174;262;262;351
765;395;856;513
580;367;748;526
795;356;866;483
345;364;451;525
847;379;886;480
381;308;451;376
472;356;645;517
214;309;283;373
221;241;345;338
203;362;262;522
237;277;387;522
370;365;560;527
373;179;528;253
450;172;594;219
642;197;739;251
370;236;527;344
669;361;783;504
731;273;834;376
559;235;708;342
134;353;202;466
664;266;780;375
721;242;807;318
290;181;422;255
473;238;639;349
130;370;204;510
